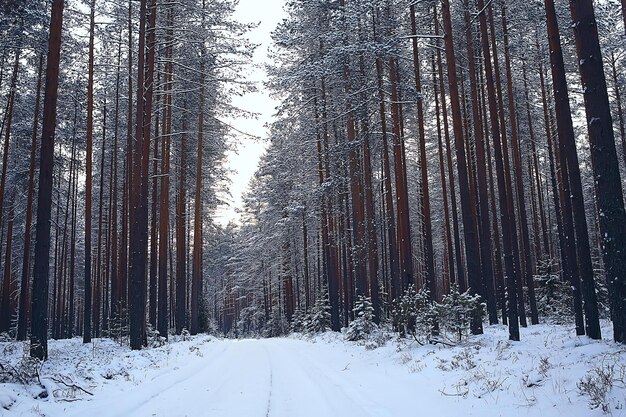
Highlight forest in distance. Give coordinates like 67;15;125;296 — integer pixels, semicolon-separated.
0;0;625;364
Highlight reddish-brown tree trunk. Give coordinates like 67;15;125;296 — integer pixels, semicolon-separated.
432;53;454;296
545;0;601;339
411;5;436;299
31;0;64;360
17;53;43;341
477;0;519;339
83;0;95;344
434;6;465;291
191;40;205;335
441;0;483;334
129;0;149;349
463;0;496;323
500;4;539;325
0;196;15;333
569;0;625;343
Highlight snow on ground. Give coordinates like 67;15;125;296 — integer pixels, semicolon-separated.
1;322;625;417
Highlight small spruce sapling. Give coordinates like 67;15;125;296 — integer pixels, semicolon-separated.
306;289;332;333
262;309;289;338
291;309;306;333
392;285;435;341
346;296;378;341
437;284;485;342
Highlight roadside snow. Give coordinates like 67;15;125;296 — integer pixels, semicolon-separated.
1;322;625;416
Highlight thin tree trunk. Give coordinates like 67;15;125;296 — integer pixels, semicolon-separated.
410;5;435;300
191;30;206;335
432;53;454;296
477;0;519;340
17;53;43;341
0;196;15;333
176;111;188;335
157;51;171;339
83;0;95;344
441;0;483;334
463;0;496;323
434;7;464;291
500;3;538;325
610;52;626;172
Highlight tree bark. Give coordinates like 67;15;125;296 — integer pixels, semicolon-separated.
441;0;483;334
83;0;95;344
545;0;601;339
569;0;625;343
31;0;64;360
476;0;519;340
17;53;43;341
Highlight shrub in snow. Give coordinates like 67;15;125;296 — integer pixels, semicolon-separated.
534;259;574;324
577;363;623;413
237;305;264;337
0;354;41;385
306;290;332;334
146;325;167;348
107;304;130;345
262;310;289;338
392;285;436;342
345;296;378;341
290;309;307;333
437;284;485;343
198;296;212;333
180;328;191;341
391;284;484;344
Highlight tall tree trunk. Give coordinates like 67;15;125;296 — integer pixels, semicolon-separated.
149;116;159;330
0;48;20;265
610;52;626;172
17;53;43;341
374;56;400;300
139;0;157;347
500;3;539;325
117;0;133;322
129;0;148;349
434;6;464;291
440;0;483;334
545;0;601;339
477;0;519;340
191;40;205;335
410;5;435;299
523;60;551;260
569;0;625;343
31;0;64;360
463;0;496;323
486;3;527;328
83;0;95;344
388;57;414;292
110;30;122;331
432;53;454;296
94;97;107;338
176;112;188;335
158;9;173;338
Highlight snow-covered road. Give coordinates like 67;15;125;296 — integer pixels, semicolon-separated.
3;324;624;417
64;338;414;417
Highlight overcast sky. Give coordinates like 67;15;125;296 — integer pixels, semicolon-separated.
214;0;286;226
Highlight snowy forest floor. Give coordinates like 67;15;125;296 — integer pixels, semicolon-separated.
1;322;625;417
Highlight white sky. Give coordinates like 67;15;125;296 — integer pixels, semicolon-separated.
214;0;286;226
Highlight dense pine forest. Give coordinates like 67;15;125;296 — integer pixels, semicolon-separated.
0;0;626;364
